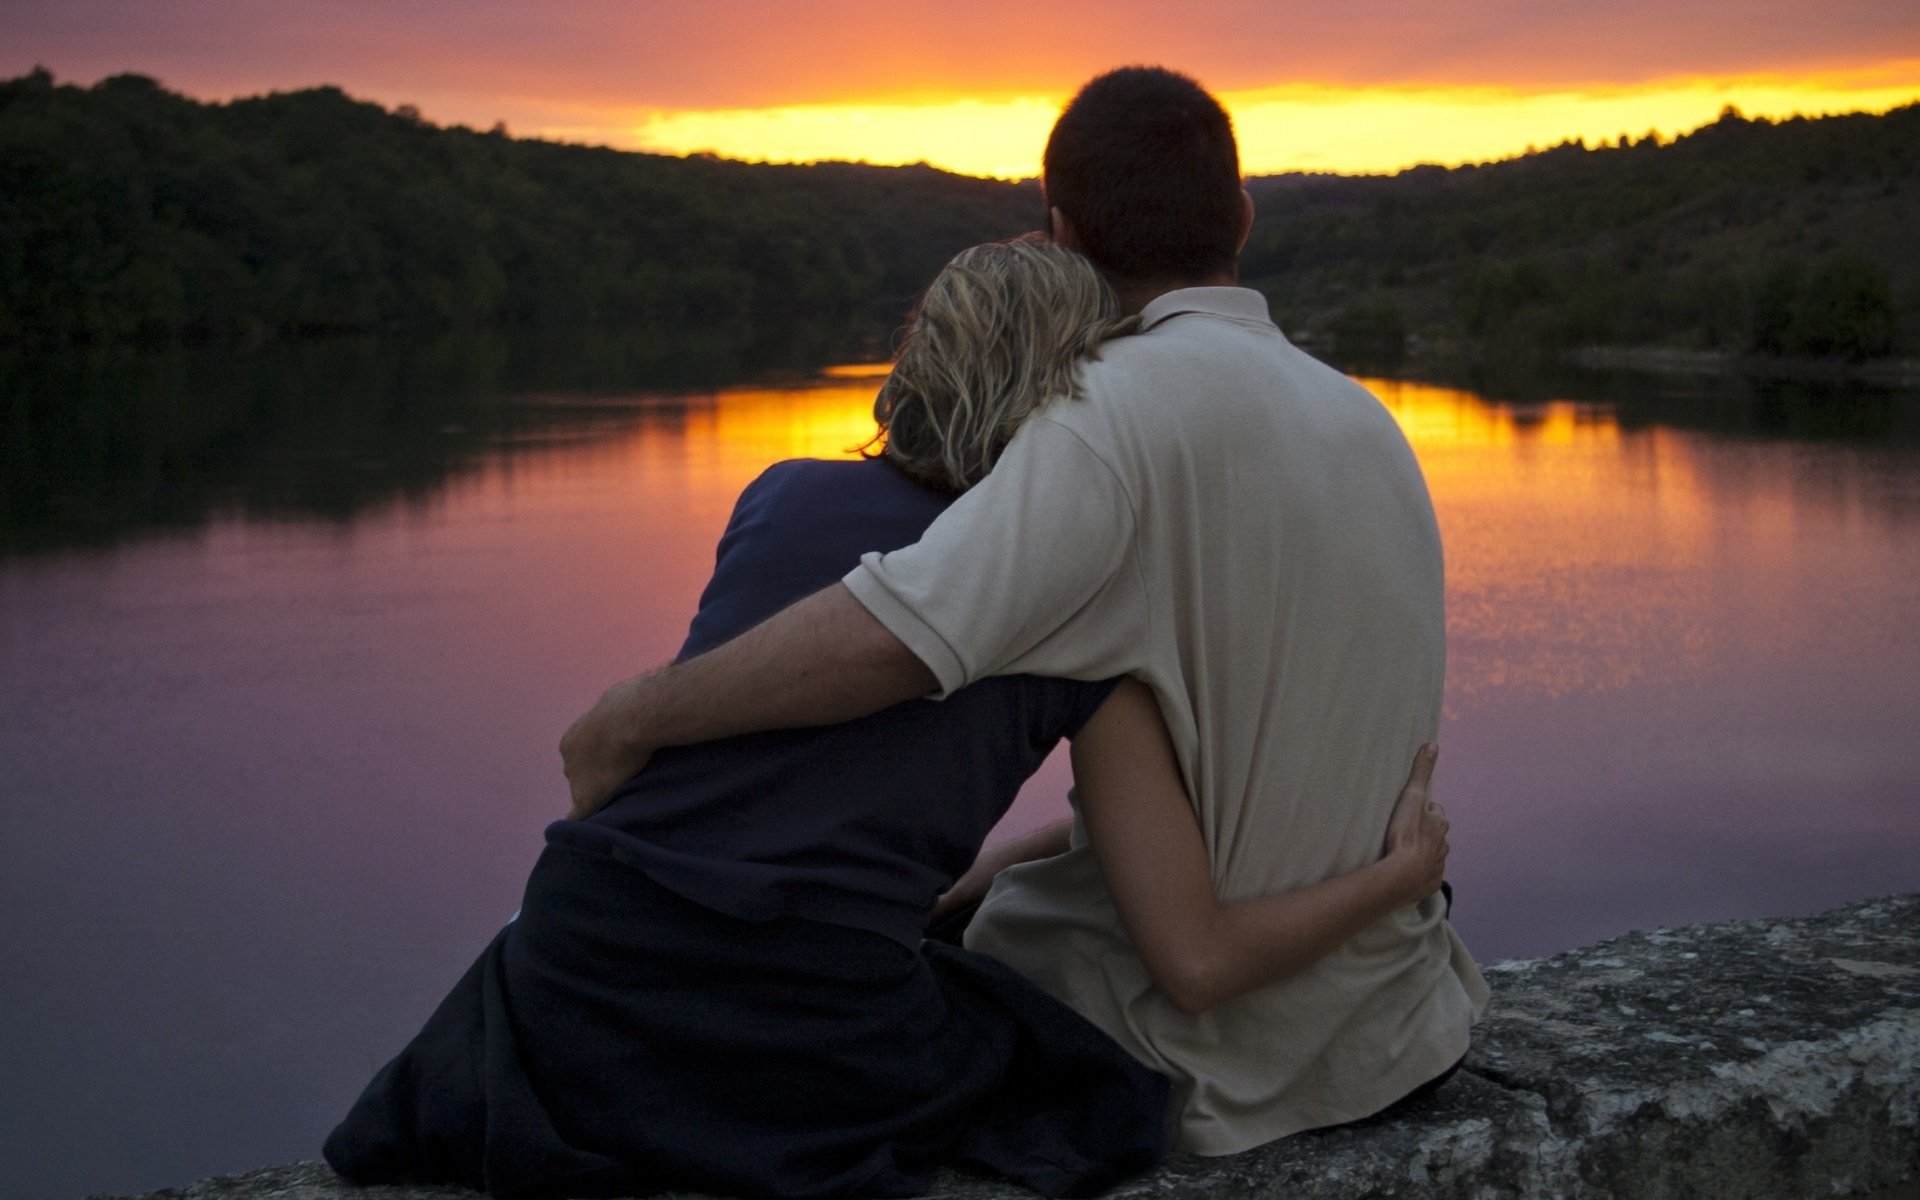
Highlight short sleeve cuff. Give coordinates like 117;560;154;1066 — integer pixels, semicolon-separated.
843;558;970;698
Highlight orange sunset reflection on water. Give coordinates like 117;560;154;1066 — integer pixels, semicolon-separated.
1362;376;1917;712
525;373;891;523
1368;376;1714;702
475;367;1917;725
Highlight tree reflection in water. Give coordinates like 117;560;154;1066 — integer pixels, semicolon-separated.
0;315;884;556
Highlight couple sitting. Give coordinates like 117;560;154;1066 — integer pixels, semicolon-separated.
325;66;1488;1199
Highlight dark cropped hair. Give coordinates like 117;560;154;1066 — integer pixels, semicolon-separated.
1043;66;1243;285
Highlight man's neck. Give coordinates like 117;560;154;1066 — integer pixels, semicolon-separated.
1115;267;1240;317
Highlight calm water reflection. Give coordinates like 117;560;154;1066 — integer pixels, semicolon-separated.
2;340;1917;1198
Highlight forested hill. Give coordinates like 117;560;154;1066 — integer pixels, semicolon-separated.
2;68;1915;358
0;69;1039;345
1243;103;1919;360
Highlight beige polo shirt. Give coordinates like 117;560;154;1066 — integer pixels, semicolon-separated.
842;286;1488;1155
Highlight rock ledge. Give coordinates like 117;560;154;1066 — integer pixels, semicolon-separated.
101;895;1920;1200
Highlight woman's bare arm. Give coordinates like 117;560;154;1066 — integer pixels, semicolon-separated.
1071;679;1447;1016
934;819;1073;917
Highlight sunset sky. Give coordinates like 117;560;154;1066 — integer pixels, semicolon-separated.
5;0;1918;177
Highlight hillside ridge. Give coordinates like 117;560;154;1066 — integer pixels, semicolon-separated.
3;69;1913;357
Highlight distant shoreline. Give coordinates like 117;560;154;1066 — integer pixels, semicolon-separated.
1562;343;1920;388
13;323;1920;396
1292;330;1920;390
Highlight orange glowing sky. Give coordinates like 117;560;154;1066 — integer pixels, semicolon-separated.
6;0;1917;176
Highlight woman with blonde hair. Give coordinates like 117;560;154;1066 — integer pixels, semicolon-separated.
325;237;1449;1200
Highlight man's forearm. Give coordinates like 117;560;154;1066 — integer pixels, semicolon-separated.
647;582;934;745
562;583;936;815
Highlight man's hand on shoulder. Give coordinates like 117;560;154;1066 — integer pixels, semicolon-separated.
560;675;656;819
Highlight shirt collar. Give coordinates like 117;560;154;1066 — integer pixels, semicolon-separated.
1137;286;1276;333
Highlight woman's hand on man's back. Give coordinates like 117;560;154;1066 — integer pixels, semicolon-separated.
1382;744;1448;907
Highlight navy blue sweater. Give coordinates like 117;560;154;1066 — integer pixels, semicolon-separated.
553;458;1115;946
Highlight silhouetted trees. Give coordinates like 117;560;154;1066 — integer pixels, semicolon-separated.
0;69;1038;347
2;70;1911;359
1244;104;1915;359
1750;257;1895;359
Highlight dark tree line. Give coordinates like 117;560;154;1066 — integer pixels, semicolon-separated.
2;69;1913;359
0;68;1039;346
1244;104;1918;361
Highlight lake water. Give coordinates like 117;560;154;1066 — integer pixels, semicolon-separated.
3;333;1918;1198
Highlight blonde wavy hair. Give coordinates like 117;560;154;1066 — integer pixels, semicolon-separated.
866;236;1137;491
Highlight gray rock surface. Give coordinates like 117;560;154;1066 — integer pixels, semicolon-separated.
99;895;1920;1200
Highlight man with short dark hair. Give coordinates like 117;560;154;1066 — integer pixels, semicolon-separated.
561;65;1486;1152
1041;66;1245;294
